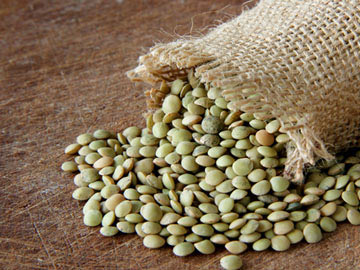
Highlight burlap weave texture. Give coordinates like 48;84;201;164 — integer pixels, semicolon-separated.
128;0;360;182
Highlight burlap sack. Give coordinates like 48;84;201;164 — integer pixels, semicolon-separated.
127;0;360;183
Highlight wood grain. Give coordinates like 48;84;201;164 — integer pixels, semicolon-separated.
0;1;359;269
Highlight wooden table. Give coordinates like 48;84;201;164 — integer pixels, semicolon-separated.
1;1;359;269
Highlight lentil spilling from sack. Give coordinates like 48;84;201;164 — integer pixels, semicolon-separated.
62;75;360;270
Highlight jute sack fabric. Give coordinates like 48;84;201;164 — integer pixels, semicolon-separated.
127;0;360;183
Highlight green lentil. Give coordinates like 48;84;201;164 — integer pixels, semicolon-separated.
251;180;271;196
289;211;306;222
100;226;118;237
225;241;247;254
173;242;195;257
240;220;259;235
320;202;337;216
296;221;309;231
200;213;220;224
271;235;290;251
102;211;116;227
232;158;253;176
232;126;251;140
230;189;248;201
268;201;287;211
260;158;279;168
257;220;273;232
165;152;181;165
270;176;289;192
99;166;115;176
181;156;199;172
218;198;235;213
80;168;99;183
264;229;276;239
220;255;243;270
268;211;290;222
216;155;235;167
93;129;112;139
65;143;81;155
342;191;359;206
247;201;264;211
89;140;107;151
201;116;224;134
88;181;105;190
61;161;78;172
216;180;234;193
170;200;183;214
210;234;229;245
247;169;266;183
220;214;239;225
143;235;166;249
194;239;216;254
176;141;195;155
212;223;229;232
171;129;192;145
74;155;86;165
178;174;198;185
320;217;337;232
185;233;203;243
221;139;236;148
332;206;348;222
191;146;208;157
232;176;251;190
303;223;322;243
286;229;304;244
252;238;271;251
77;133;94;145
192;224;214;237
125;213;144;223
167;235;185;246
115;200;132;218
160;212;181;225
257;146;277;158
178;216;197;227
323;189;341;201
205;169;226;186
162;95;182;114
235;139;252;150
167;224;187;235
72;187;94;201
141;203;163;222
78;146;93;156
84;210;102;227
98;147;116;158
347;209;360;225
194;155;215;167
89;192;102;202
274;220;294;235
123;188;140;200
265;120;280;134
83;199;100;214
300;194;320;205
117;221;135;233
306;208;321;223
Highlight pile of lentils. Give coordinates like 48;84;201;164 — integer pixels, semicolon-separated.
61;72;360;270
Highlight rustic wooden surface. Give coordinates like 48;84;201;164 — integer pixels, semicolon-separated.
0;0;359;269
